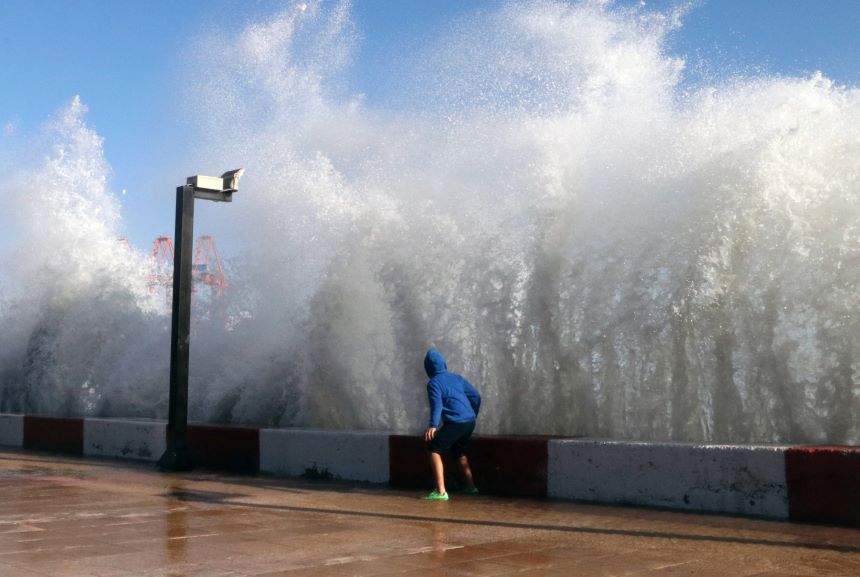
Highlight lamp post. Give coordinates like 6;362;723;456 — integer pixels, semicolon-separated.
158;169;244;471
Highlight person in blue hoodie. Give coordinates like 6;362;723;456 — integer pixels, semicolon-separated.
422;349;481;501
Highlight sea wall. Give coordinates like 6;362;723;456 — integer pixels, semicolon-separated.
1;413;857;526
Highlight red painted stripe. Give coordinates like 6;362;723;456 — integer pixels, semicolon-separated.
23;415;83;455
389;435;432;489
786;445;860;526
187;423;259;473
469;436;549;497
389;434;549;497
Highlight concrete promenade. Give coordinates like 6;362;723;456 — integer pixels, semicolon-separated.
0;450;858;577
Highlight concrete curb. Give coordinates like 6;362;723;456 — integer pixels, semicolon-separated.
24;415;83;455
261;428;389;483
83;418;165;462
0;414;24;448
188;423;259;473
548;439;789;518
389;435;549;497
3;413;858;526
786;445;860;526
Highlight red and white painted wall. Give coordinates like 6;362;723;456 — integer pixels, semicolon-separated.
1;413;857;527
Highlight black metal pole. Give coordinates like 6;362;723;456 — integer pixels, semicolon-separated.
158;184;195;471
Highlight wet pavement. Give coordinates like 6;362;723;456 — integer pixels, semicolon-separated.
0;450;858;577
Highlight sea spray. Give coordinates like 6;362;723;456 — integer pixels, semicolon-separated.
2;1;859;443
0;98;165;417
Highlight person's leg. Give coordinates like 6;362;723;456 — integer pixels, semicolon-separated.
449;421;477;492
457;454;475;491
427;425;459;498
429;451;446;495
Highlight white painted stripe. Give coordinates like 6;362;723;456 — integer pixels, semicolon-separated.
83;418;166;462
548;439;790;519
0;414;24;448
260;428;390;483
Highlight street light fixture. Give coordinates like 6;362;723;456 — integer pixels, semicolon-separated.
158;169;245;471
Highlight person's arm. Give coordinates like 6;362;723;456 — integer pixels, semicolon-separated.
427;380;443;428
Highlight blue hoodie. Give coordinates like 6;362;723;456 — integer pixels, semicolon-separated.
424;349;481;428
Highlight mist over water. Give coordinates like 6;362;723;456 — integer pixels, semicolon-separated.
2;1;860;444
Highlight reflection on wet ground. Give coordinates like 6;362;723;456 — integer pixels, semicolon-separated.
0;449;858;576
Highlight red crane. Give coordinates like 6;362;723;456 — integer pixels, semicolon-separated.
192;235;228;302
147;235;228;313
150;236;175;307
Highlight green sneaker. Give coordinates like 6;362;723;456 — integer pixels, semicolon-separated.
422;489;449;501
462;487;479;495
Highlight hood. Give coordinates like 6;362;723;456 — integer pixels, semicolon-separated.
424;349;447;377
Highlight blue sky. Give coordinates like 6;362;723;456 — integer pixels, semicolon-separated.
2;0;859;254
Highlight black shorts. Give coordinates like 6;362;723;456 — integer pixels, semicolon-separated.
428;420;475;457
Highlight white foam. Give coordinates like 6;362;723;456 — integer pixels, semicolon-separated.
2;1;859;444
